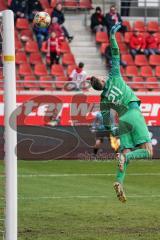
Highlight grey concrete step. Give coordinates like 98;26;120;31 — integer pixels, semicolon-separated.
71;41;96;47
76;58;104;65
87;70;107;76
65;13;107;78
73;35;94;41
71;46;99;54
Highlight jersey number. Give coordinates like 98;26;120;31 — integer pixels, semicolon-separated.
107;86;122;104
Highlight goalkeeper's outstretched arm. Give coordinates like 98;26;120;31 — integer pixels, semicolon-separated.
109;23;121;78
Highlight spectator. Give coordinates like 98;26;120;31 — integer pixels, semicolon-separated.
49;17;64;39
28;0;43;21
34;25;49;49
90;6;105;32
10;0;28;19
105;46;127;68
51;3;73;42
105;5;127;35
69;62;87;89
46;31;62;66
129;31;148;57
146;32;160;55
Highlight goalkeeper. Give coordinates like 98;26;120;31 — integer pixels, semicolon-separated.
90;23;153;203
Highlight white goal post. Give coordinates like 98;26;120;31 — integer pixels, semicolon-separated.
2;10;17;240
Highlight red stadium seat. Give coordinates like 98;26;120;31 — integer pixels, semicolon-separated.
133;21;146;32
20;29;33;41
100;43;109;55
120;66;125;75
24;75;37;89
0;69;3;79
67;65;77;76
153;32;160;43
146;77;159;89
126;66;139;77
51;64;65;77
60;41;71;54
39;75;54;89
29;53;43;65
25;40;39;53
122;20;132;31
62;53;76;65
118;43;128;53
34;64;48;76
14;30;19;40
0;0;7;10
16;75;23;90
39;0;50;8
41;41;48;53
16;51;27;64
44;8;53;15
64;0;78;8
121;54;134;65
51;0;57;8
140;66;153;77
123;76;129;82
19;63;33;76
79;0;92;9
155;66;160;77
149;55;160;66
115;32;123;42
55;76;68;89
39;75;55;90
96;32;109;43
15;40;23;51
16;18;30;30
147;21;159;32
132;77;144;89
124;32;132;44
135;55;148;66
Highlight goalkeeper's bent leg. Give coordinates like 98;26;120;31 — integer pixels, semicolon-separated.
116;149;131;184
116;160;129;184
116;143;153;184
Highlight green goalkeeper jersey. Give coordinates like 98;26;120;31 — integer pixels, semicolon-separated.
100;32;140;128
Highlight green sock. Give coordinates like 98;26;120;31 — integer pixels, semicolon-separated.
116;149;150;184
116;161;129;184
126;149;150;162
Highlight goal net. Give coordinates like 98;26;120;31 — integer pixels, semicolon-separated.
0;10;17;240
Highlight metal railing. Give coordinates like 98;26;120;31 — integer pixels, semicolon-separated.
0;80;159;91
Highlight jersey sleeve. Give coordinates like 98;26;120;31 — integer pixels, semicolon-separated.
109;33;121;78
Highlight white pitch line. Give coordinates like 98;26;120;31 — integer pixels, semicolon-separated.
16;173;160;177
1;195;160;200
7;194;160;200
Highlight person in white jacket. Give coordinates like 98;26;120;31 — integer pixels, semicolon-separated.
69;62;87;90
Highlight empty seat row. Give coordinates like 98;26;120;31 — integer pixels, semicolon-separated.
123;65;160;77
41;0;93;10
121;54;160;66
124;76;159;90
17;63;67;77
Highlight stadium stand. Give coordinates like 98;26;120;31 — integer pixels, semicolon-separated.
95;18;160;91
1;0;158;92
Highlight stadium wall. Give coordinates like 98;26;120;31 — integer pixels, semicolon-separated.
0;94;160;126
0;126;159;160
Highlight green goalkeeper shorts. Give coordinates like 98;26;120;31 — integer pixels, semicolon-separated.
119;108;151;151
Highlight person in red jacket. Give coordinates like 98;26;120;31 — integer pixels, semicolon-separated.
146;32;160;55
46;31;62;66
129;30;148;57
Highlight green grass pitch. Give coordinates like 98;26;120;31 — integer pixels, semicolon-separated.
0;160;160;240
